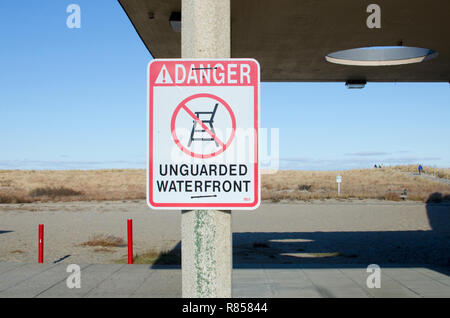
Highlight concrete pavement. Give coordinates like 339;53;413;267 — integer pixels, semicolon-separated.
0;262;449;298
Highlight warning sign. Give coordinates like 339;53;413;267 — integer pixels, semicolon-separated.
148;59;260;210
171;93;236;159
155;64;173;84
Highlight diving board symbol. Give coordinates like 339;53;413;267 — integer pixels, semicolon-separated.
155;64;173;84
171;93;237;159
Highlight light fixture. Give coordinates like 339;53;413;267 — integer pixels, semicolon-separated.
326;46;438;66
169;12;181;32
345;80;366;89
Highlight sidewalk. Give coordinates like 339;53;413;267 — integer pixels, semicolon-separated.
0;262;449;298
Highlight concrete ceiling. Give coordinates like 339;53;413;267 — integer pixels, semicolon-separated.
118;0;450;82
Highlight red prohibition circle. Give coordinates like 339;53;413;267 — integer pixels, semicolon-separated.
171;93;236;159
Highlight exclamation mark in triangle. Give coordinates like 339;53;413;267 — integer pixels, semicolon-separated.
155;65;173;84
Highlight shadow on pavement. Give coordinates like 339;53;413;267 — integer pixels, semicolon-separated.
153;193;449;275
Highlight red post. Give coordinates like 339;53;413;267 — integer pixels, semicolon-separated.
127;219;133;264
38;224;44;263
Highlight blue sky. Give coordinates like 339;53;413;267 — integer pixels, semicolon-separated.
0;0;449;170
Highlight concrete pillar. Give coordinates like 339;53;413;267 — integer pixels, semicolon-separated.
181;0;230;58
181;210;232;297
181;0;232;298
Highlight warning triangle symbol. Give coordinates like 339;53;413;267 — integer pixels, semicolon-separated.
155;65;173;84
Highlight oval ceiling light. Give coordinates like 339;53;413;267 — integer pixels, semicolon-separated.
325;46;438;66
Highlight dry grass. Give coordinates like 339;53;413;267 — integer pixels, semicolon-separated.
0;169;145;203
260;166;450;202
93;247;115;253
80;234;126;247
0;166;449;203
391;164;450;179
0;191;32;204
29;186;83;198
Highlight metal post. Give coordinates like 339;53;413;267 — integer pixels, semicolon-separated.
38;224;44;263
181;0;232;298
338;183;341;197
127;219;133;264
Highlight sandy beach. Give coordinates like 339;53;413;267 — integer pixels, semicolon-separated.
1;199;448;265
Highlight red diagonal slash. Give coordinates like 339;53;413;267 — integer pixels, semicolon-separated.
181;104;225;147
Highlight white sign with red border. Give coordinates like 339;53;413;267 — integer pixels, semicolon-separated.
148;59;260;210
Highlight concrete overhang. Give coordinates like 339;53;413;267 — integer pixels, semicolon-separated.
118;0;450;82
